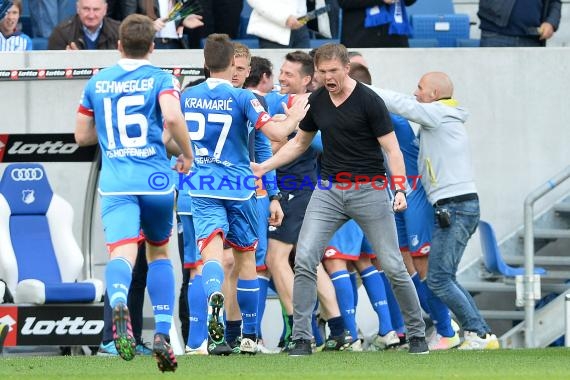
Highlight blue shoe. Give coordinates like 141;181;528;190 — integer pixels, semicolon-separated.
97;341;118;357
136;342;153;356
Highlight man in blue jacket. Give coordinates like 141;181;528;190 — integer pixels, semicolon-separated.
478;0;562;47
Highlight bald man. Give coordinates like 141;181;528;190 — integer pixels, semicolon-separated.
369;72;500;350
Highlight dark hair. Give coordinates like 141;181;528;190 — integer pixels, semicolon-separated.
119;14;155;58
314;43;350;67
285;50;314;79
348;62;371;85
244;56;272;88
204;34;234;73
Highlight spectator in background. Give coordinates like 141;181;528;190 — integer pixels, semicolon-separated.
246;0;310;48
29;0;76;38
0;0;33;51
339;0;416;48
189;0;242;46
348;51;368;67
48;0;120;50
478;0;562;47
106;0;137;21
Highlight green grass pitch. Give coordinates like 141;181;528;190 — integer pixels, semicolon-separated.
1;348;570;380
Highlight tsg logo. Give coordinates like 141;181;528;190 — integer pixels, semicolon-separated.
10;168;44;182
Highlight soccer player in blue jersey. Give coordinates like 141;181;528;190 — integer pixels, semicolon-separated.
179;33;309;354
74;14;193;372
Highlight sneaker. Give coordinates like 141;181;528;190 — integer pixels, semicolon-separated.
112;302;136;361
0;323;8;355
256;340;280;354
428;332;461;350
458;331;500;350
323;331;352;351
96;341;118;357
207;338;233;356
136;341;153;356
408;336;429;354
152;333;177;373
288;338;313;356
207;292;225;344
347;339;363;352
185;339;209;356
370;330;400;350
229;337;242;354
239;337;258;355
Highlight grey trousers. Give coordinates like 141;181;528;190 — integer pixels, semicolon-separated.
292;181;426;340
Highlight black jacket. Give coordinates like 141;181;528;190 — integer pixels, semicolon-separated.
478;0;561;30
48;15;120;50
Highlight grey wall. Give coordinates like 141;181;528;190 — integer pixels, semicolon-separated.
1;47;569;347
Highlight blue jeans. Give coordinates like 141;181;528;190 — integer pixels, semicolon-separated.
292;181;425;341
427;198;491;335
480;30;544;47
29;0;74;38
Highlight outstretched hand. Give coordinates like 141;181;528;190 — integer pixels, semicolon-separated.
282;93;310;124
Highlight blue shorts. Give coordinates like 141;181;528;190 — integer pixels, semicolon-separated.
395;187;434;256
256;196;270;270
179;213;201;268
192;196;259;252
322;220;375;261
101;193;174;252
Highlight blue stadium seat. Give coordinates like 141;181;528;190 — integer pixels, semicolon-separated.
410;14;470;48
18;15;33;37
32;37;49;50
478;220;546;277
407;0;455;19
233;38;259;49
310;38;339;48
0;163;103;304
409;38;439;48
456;38;480;47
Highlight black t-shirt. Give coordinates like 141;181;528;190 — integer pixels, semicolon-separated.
299;82;393;181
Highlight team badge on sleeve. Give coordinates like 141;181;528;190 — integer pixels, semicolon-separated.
250;98;265;113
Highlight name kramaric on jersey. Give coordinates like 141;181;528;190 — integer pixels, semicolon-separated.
95;78;155;94
184;97;233;111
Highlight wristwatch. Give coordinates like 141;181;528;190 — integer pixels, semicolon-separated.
269;193;283;202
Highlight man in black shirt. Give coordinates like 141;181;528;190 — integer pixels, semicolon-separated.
254;43;428;356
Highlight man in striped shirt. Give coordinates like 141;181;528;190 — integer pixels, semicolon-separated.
0;0;32;51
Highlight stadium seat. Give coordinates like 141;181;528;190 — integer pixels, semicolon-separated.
233;38;259;49
0;163;103;304
310;38;339;48
18;16;33;37
32;37;48;50
478;220;547;277
409;38;439;48
410;14;470;48
456;38;480;47
406;0;455;19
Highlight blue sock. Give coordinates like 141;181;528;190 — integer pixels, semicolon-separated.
257;275;270;339
425;279;455;337
411;272;431;314
379;271;405;334
349;271;359;307
146;259;175;336
330;270;357;341
188;275;207;348
202;260;224;298
105;257;132;308
237;278;259;338
311;302;323;347
361;266;393;335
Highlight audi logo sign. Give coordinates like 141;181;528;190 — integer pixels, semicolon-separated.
10;168;44;181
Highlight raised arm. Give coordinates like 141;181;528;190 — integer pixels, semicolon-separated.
258;94;310;141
